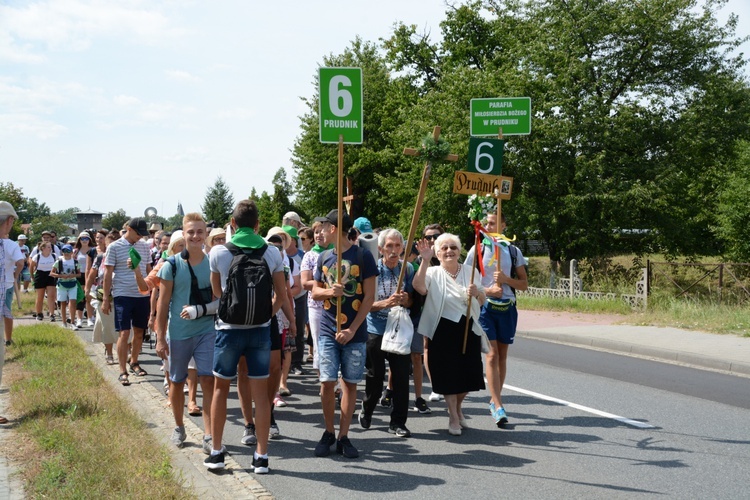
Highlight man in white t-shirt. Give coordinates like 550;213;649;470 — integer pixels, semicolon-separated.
0;201;20;424
1;230;24;347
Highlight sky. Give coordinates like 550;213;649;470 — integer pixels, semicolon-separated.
1;0;749;220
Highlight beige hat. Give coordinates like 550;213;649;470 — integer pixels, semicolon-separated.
207;227;227;246
167;230;184;256
266;226;291;249
283;211;302;224
0;201;18;219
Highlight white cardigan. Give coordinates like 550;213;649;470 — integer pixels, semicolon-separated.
417;264;485;340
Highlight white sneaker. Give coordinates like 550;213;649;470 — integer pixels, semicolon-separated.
429;392;443;402
86;319;94;327
69;323;78;331
75;319;82;328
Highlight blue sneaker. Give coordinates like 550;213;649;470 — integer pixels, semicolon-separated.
493;406;508;427
489;401;496;415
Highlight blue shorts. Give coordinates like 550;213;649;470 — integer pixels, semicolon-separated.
213;326;271;380
2;287;13;318
168;330;216;383
479;300;518;345
56;285;77;303
113;296;151;332
318;335;366;384
20;269;30;282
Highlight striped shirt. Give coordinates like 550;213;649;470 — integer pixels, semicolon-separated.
104;237;151;298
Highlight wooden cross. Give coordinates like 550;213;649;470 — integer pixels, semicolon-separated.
343;177;355;214
397;126;459;292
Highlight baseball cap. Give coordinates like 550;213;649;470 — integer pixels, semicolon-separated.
127;217;150;236
282;225;298;240
283;211;302;224
18;234;28;240
313;209;352;231
353;217;373;233
62;244;73;253
0;201;18;219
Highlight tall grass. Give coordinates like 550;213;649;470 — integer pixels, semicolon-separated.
8;324;192;499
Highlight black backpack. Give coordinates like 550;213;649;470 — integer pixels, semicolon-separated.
218;242;273;326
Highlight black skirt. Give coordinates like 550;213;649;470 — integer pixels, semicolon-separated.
33;270;56;289
427;316;485;395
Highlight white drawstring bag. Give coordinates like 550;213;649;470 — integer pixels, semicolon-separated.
381;306;414;355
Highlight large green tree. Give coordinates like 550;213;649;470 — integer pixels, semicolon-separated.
716;140;750;261
251;168;304;235
382;0;750;259
292;38;421;229
102;209;130;231
202;176;235;227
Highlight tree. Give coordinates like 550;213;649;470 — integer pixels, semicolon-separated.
202;176;235;227
381;0;750;259
17;197;50;223
102;209;130;231
0;182;25;209
29;215;70;245
164;214;184;231
716;141;750;261
292;38;421;228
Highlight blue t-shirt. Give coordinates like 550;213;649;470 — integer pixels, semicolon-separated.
366;260;414;335
157;254;214;341
314;245;378;343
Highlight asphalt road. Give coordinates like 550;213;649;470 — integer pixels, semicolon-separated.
86;331;750;499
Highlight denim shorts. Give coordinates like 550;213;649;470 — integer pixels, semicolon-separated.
168;330;216;383
318;335;366;384
479;300;518;345
213;326;271;380
113;296;151;332
56;285;77;303
410;331;424;354
2;287;13;318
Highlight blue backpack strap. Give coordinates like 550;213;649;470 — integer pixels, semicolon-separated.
166;256;177;279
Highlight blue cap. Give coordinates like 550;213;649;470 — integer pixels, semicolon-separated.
353;217;373;233
62;244;73;253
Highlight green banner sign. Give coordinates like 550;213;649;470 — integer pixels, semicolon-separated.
467;137;504;175
319;67;363;144
470;97;531;136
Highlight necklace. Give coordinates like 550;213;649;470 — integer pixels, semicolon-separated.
442;263;461;280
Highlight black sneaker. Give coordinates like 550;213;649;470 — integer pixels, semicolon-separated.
336;436;359;458
380;388;393;408
203;447;226;470
291;365;304;376
414;397;432;414
314;430;336;457
50;314;55;322
388;424;412;438
36;313;43;321
251;455;269;474
358;409;371;429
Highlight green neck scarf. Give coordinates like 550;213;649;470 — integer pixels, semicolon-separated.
312;243;335;254
231;227;266;249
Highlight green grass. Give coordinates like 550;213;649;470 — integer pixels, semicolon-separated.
7;324;193;499
520;295;632;315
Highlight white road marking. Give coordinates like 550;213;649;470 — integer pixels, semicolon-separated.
504;384;656;429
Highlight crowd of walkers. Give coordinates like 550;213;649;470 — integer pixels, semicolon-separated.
0;198;528;475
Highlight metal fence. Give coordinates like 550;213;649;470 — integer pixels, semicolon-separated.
647;261;750;305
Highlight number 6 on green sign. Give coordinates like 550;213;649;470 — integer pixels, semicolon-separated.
319;67;363;144
467;137;504;175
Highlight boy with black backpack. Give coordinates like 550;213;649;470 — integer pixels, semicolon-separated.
204;200;287;474
50;244;79;330
464;213;528;429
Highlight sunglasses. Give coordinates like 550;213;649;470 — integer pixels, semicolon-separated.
424;234;440;241
300;237;309;241
439;245;459;251
80;237;90;241
213;237;226;243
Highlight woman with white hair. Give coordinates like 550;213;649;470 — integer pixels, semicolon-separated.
413;233;487;436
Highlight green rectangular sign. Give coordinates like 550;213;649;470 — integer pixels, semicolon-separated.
470;97;531;136
467;137;504;175
319;67;363;144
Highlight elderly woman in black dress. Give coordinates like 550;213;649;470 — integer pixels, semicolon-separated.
413;233;487;436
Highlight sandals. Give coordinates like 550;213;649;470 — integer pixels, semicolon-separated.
0;416;9;425
129;362;147;377
118;373;130;386
106;355;115;365
188;403;202;416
